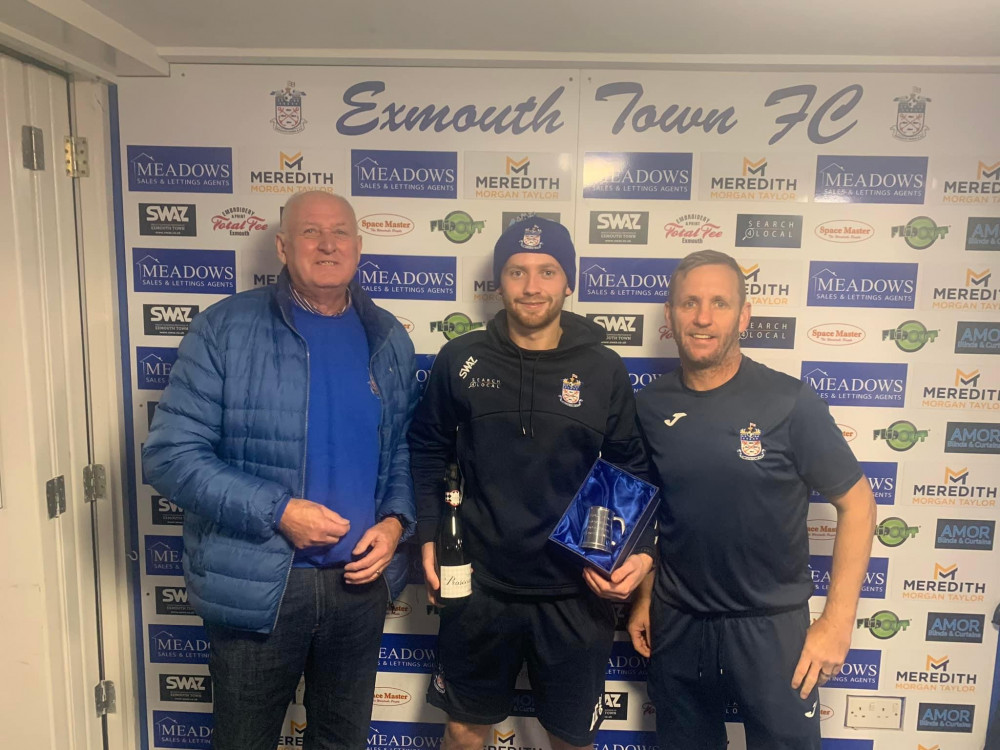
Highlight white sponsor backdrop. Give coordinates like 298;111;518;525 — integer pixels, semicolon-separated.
114;66;1000;750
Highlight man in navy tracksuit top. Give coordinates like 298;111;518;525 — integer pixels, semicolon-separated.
143;192;417;750
409;217;654;750
628;250;877;749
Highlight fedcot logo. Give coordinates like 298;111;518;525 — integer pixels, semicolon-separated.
814;155;927;204
583;152;692;200
465;153;572;201
578;257;679;302
912;466;998;509
148;624;210;664
429;312;484;340
875;517;919;547
139;203;197;236
882;320;939;352
152;496;184;526
137;346;178;390
153;711;213;748
935;519;995;550
902;563;987;603
891;216;950;249
144;304;198;337
931;267;999;313
856;610;911;639
814;219;874;244
622;357;679;393
740;316;795;349
155;586;195;617
356;255;456;300
943;159;1000;203
377;634;436;673
358;213;414;237
606;640;649;681
734;214;803;248
249;151;335;194
955;321;1000;355
664;213;723;244
430;211;485;243
133;249;236;295
589;211;649;245
966;216;1000;250
945;421;1000;454
823;648;881;690
808;261;917;309
926;612;986;643
801;361;907;407
811;461;896;505
917;703;975;732
808;323;865;347
127;146;232;193
811;555;887;599
352;149;456;199
145;534;184;576
367;721;444;750
873;420;928;451
739;262;794;307
587;314;644;347
160;674;212;703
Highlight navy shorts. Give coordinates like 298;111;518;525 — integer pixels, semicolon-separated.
647;600;820;750
427;583;616;746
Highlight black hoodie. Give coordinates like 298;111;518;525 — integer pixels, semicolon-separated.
409;310;649;596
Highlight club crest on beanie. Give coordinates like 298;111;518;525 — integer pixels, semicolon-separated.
493;217;577;292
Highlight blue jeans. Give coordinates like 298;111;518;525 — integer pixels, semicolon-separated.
206;567;388;750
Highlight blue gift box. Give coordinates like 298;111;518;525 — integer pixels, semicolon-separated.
549;459;660;578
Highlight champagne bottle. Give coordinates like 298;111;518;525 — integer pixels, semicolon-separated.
437;463;471;603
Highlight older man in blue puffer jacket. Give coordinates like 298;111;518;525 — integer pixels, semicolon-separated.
143;191;418;750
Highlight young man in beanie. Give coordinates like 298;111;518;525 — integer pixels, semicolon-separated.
409;217;653;750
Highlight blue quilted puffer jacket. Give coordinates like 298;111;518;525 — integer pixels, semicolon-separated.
142;270;418;633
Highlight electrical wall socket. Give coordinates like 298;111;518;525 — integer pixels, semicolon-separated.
845;694;905;729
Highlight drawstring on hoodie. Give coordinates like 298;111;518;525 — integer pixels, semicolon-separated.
516;347;541;438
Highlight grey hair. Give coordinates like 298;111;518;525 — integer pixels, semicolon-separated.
668;249;746;307
278;191;358;234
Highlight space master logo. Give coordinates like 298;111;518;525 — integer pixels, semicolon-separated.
808;261;917;309
801;361;907;407
127;146;232;193
153;711;213;749
577;257;680;302
814;155;927;204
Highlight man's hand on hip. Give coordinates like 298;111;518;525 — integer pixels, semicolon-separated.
344;516;404;585
279;498;351;549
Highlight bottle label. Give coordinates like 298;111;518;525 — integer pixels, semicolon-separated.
439;564;472;598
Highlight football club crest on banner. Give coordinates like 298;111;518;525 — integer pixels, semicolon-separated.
270;81;307;134
891;87;930;142
520;224;543;250
738;422;765;460
560;374;582;407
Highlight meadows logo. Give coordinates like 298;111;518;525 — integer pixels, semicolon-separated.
875;517;919;547
155;586;195;617
145;534;184;575
356;255;456;300
151;494;184;525
593;730;659;750
378;634;436;673
801;361;907;407
926;612;986;643
133;249;236;295
430;211;485;243
127;145;232;194
367;721;445;750
945;421;1000;454
955;321;1000;355
249;151;336;194
148;624;210;664
139;203;197;237
912;466;998;509
622;357;679;393
896;654;978;691
811;555;887;599
606;641;649;681
920;367;1000;410
814;219;874;244
823;648;881;690
352;149;456;199
153;711;213;748
466;152;572;201
932;267;999;312
935;519;994;550
808;261;917;309
211;206;268;237
902;563;987;603
414;354;436;394
882;320;939;352
739;262;794;307
577;257;680;302
137;346;178;390
966;216;1000;250
873;420;928;451
358;213;414;237
734;214;803;248
856;610;911;639
943;159;1000;203
891;217;950;249
812;461;896;505
429;312;484;340
814;155;927;204
589;211;649;245
582;152;692;200
740;316;795;349
808;323;865;347
160;674;212;703
916;703;975;733
664;213;722;244
587;314;644;347
702;154;804;202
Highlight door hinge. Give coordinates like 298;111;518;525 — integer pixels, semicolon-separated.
46;475;66;518
83;464;107;503
22;125;44;171
94;679;116;716
64;135;89;177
